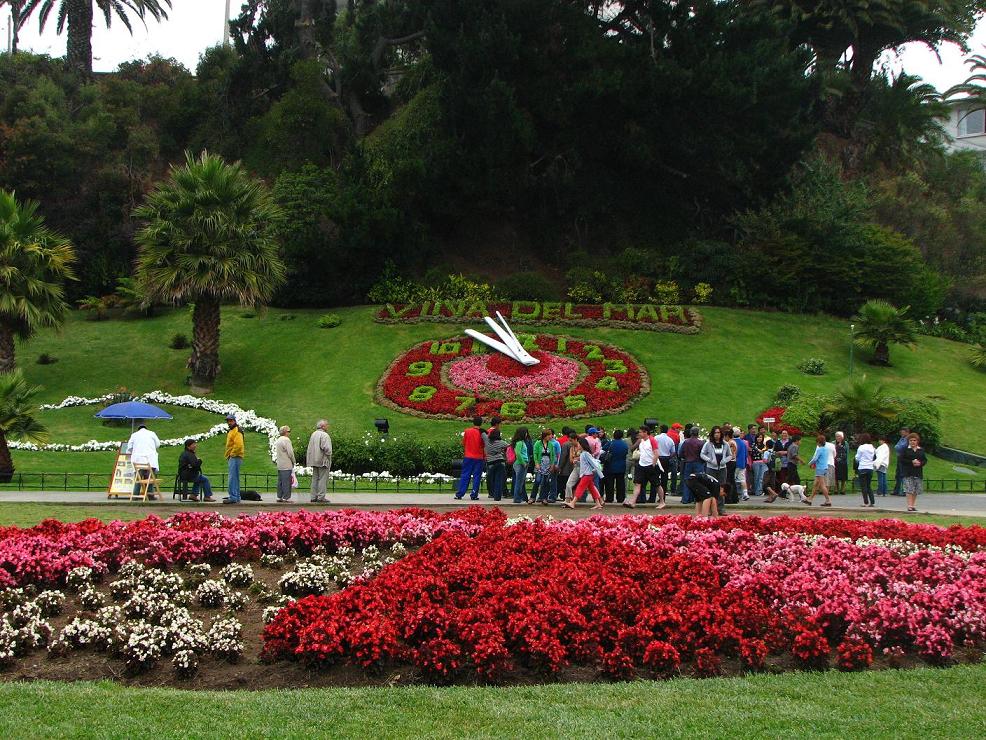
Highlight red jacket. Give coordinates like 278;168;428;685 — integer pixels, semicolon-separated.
463;427;485;460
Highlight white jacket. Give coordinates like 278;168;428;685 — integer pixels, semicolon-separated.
127;427;161;470
874;443;890;472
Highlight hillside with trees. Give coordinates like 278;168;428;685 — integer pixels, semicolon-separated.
0;0;985;335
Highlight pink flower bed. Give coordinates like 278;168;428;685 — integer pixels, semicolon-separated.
0;509;495;588
447;351;582;399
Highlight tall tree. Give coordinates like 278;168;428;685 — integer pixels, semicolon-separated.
0;370;49;482
0;1;27;52
21;0;173;76
134;151;286;391
0;190;77;373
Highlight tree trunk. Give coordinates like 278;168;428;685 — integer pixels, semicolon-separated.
0;325;16;373
0;431;13;483
65;0;94;77
873;341;890;366
11;1;22;53
188;298;221;391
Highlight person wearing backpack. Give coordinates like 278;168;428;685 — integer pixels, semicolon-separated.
509;427;531;504
533;429;560;504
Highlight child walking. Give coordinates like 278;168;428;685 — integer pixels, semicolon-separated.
566;437;603;510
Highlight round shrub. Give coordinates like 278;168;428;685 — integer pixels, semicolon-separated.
774;384;801;405
797;357;826;375
169;333;190;350
317;314;342;329
36;353;58;365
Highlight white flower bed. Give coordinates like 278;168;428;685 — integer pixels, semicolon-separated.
24;391;283;463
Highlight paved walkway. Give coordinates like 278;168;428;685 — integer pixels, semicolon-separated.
1;491;985;518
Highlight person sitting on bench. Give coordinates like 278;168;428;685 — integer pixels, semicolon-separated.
178;439;214;502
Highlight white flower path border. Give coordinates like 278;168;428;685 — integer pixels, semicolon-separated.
18;391;456;483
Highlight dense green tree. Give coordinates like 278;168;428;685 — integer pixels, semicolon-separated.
0;190;76;373
0;370;49;481
21;0;173;76
134;152;286;390
852;299;919;365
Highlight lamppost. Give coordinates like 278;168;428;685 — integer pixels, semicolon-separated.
849;323;855;376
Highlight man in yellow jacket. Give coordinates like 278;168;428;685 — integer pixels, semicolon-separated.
224;414;245;504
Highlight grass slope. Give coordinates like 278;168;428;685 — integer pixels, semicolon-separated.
11;305;986;480
1;666;984;738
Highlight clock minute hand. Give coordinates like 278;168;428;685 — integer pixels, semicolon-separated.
465;329;517;359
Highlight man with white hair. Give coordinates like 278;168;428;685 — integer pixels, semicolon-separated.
127;421;161;499
306;420;333;504
274;426;295;502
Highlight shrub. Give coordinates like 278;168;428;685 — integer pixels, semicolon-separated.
783;394;828;433
420;274;501;304
567;281;603;304
797;357;826;375
887;398;943;448
616;276;651;303
692;282;713;304
495;272;562;301
317;314;342;329
240;312;256;319
329;433;461;476
36;353;57;365
653;280;681;305
169;333;190;350
971;343;986;370
367;263;424;304
774;384;801;405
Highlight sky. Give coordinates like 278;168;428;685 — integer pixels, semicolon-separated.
4;2;986;93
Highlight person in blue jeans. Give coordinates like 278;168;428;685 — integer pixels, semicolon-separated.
223;415;244;504
455;416;486;501
178;439;215;502
510;427;531;503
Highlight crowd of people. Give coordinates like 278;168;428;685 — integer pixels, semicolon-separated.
456;417;929;515
122;413;928;514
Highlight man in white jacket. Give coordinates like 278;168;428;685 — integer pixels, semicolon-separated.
127;422;161;498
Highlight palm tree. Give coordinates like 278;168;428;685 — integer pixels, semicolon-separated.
971;342;986;370
0;190;77;374
0;370;49;482
21;0;172;76
135;151;285;392
823;376;901;436
852;299;918;366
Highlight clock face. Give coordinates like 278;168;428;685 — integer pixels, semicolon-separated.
376;333;648;421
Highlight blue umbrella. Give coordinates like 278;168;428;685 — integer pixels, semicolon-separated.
95;401;173;433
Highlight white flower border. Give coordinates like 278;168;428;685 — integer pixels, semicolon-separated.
21;391;281;462
21;391;459;483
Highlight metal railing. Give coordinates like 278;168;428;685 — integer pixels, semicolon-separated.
0;472;459;494
0;472;984;494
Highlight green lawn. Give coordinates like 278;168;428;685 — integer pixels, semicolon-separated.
1;666;984;738
10;305;986;482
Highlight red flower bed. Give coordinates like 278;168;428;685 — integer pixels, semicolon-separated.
376;334;649;421
375;301;702;334
756;406;803;436
264;515;986;681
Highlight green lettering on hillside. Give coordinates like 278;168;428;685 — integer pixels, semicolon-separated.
513;301;540;319
383;304;414;318
445;300;467;317
542;302;561;320
635;304;659;322
464;301;488;318
564;303;582;318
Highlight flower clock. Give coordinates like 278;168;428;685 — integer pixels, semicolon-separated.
377;333;649;421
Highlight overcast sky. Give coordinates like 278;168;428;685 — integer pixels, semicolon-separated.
4;1;986;93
